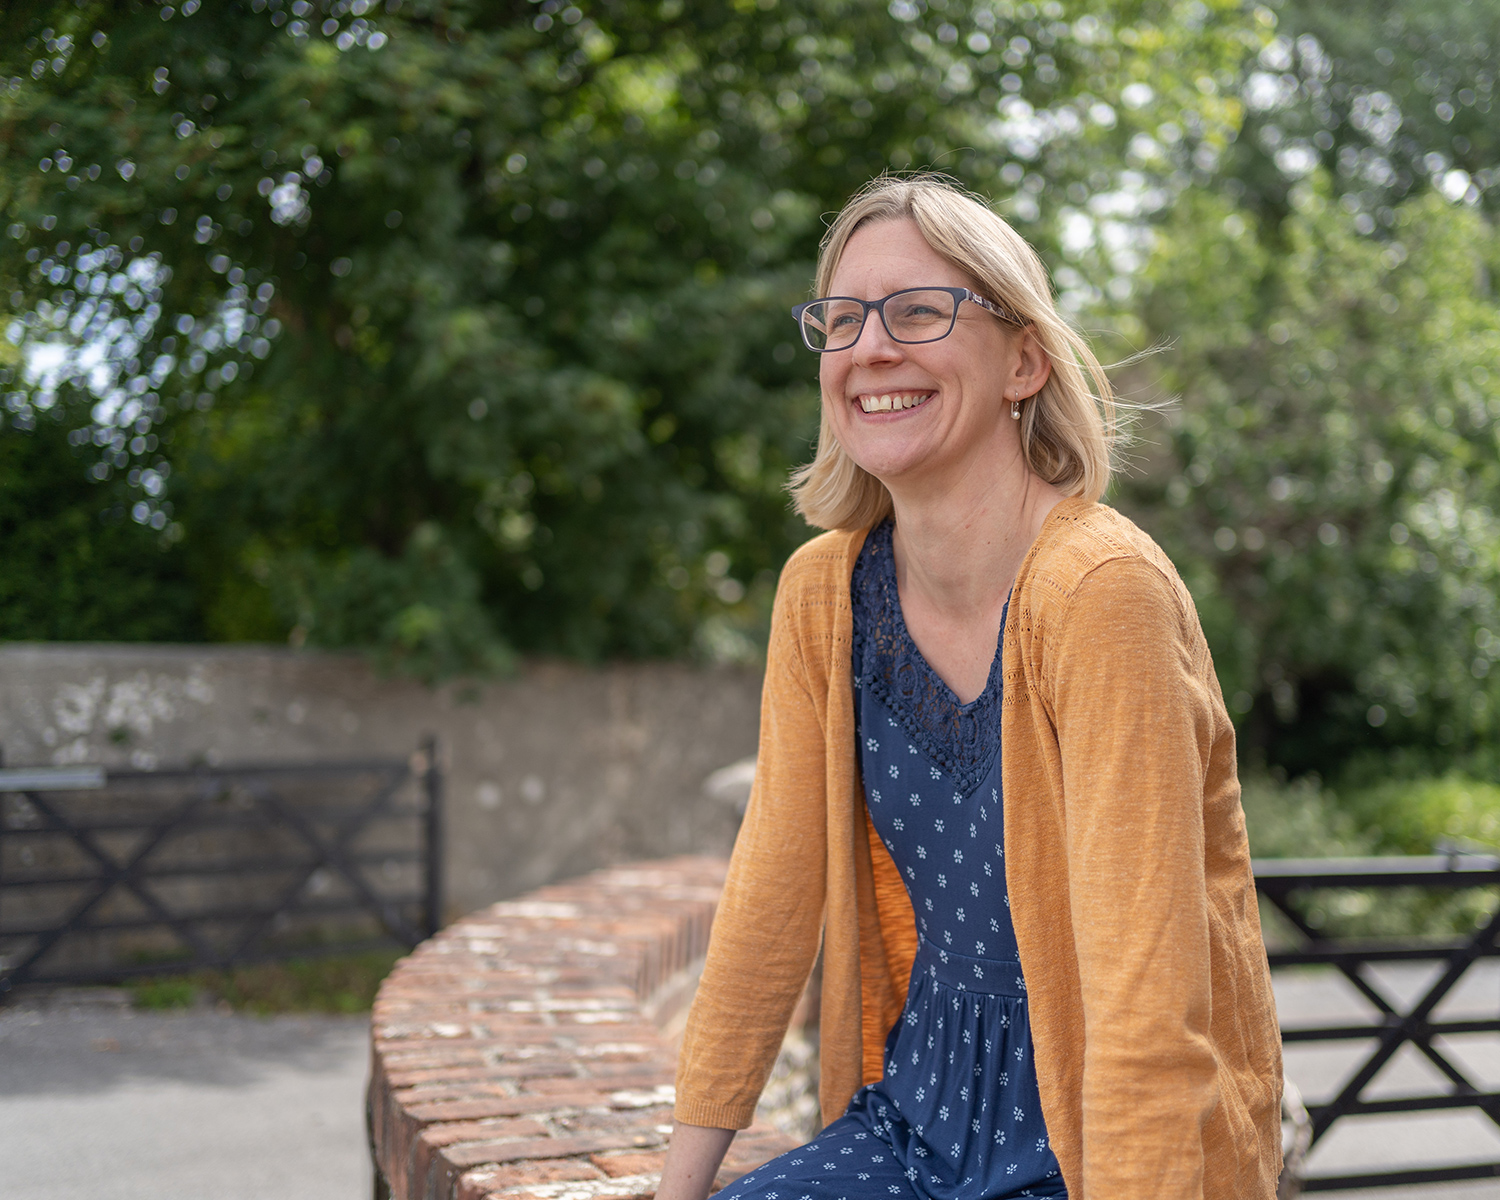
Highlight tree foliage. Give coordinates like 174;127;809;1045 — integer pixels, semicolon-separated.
1227;0;1500;228
10;0;1500;799
1113;0;1500;782
1;0;1254;673
1124;184;1500;778
0;391;201;640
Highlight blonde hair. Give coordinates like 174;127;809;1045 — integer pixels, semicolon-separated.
789;175;1120;530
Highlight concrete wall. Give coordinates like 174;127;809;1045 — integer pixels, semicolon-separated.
0;644;761;920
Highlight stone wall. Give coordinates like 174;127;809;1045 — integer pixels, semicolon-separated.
0;644;761;921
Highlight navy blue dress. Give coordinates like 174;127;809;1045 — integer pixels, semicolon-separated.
718;521;1066;1199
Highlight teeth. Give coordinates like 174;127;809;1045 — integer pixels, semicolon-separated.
859;392;932;413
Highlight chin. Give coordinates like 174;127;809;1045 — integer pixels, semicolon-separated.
843;441;933;486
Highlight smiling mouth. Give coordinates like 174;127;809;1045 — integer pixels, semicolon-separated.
858;391;935;414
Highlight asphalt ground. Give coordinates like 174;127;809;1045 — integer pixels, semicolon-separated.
0;989;371;1200
2;966;1499;1199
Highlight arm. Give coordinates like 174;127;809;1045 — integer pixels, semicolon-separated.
1050;556;1222;1198
672;577;831;1130
656;1122;737;1200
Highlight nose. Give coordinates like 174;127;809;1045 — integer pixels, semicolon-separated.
848;305;905;367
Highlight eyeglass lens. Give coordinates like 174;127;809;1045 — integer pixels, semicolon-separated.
800;289;960;351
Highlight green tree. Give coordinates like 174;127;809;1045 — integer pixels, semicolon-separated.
1226;0;1500;229
0;385;202;640
1121;180;1500;780
1;0;1256;675
1097;0;1500;784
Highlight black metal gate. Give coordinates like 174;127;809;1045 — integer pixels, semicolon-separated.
1256;852;1500;1192
0;740;442;996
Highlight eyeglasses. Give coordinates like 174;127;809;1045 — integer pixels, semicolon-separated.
791;286;1015;353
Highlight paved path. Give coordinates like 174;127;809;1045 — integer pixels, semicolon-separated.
0;990;371;1200
3;966;1500;1199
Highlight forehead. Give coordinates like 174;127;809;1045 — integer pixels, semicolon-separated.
828;217;970;297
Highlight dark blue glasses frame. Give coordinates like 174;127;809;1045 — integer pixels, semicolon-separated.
791;286;1016;352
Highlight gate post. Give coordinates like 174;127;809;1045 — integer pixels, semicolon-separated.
420;736;443;938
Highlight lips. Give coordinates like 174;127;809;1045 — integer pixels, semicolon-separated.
857;390;935;414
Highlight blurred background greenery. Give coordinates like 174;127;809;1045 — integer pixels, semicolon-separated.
3;0;1499;861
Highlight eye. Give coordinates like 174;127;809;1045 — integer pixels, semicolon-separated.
892;297;945;321
829;310;863;329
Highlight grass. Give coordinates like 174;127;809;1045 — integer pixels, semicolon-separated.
1241;769;1500;860
127;949;404;1014
1240;773;1376;860
1340;774;1500;856
1242;770;1500;943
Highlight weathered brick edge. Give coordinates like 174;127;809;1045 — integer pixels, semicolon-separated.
369;855;797;1200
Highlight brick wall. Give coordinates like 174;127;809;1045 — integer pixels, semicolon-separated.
368;857;801;1200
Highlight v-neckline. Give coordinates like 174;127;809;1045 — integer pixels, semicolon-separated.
871;520;1008;716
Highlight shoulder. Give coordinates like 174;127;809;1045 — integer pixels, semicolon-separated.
765;527;870;679
774;527;869;617
1017;499;1190;626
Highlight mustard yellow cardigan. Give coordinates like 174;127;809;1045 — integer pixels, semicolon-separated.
675;499;1283;1198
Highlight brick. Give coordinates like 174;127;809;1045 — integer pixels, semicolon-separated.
456;1160;603;1200
589;1151;667;1178
441;1130;668;1171
565;1065;674;1089
547;1109;672;1139
419;1118;548;1149
521;1077;609;1096
406;1116;554;1197
369;858;738;1200
394;1083;516;1108
383;1030;627;1059
487;1176;658;1200
406;1096;583;1123
389;1061;576;1089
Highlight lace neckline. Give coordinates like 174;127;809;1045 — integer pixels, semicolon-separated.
851;520;1005;795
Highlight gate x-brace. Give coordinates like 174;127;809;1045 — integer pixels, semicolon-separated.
1256;853;1500;1192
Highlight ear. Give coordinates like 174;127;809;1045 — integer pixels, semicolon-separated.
1010;326;1052;399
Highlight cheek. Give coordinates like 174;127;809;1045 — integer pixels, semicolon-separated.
818;357;845;407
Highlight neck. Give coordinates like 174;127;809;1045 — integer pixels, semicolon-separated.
887;452;1064;618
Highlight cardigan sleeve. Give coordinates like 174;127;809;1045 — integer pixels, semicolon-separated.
1047;554;1222;1198
673;583;831;1131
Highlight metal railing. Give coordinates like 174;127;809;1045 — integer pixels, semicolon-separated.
0;740;442;995
1256;852;1500;1193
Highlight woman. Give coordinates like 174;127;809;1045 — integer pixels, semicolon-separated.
657;176;1282;1200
